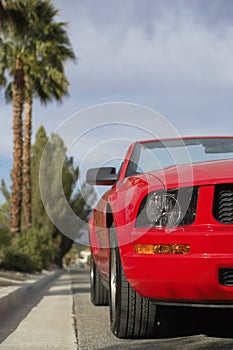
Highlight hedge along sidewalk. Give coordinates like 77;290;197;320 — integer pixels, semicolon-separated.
0;269;63;320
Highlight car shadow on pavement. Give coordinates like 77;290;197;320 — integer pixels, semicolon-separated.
200;307;233;339
100;305;233;350
99;309;233;350
101;339;233;350
154;305;233;340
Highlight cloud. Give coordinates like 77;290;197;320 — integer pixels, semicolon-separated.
66;6;233;97
1;0;233;187
57;0;233;138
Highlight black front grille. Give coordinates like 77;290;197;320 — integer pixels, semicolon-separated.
213;184;233;224
219;268;233;286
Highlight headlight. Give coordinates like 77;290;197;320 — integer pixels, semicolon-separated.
136;187;198;228
146;192;180;227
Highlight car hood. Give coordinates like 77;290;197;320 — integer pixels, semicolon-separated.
148;159;233;188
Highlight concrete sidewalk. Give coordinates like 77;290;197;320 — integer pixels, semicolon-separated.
0;269;63;320
0;270;77;349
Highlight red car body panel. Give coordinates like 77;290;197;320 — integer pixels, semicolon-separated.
88;137;233;304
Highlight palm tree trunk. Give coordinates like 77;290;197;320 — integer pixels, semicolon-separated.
10;57;24;233
23;95;32;229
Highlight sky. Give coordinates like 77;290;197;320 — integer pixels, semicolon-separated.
1;0;233;198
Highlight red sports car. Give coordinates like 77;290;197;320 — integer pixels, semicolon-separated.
86;136;233;338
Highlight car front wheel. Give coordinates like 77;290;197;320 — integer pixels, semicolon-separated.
109;235;158;338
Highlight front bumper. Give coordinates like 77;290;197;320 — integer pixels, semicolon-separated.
119;225;233;303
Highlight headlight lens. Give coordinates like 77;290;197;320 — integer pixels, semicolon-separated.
136;187;198;228
146;193;164;223
146;192;181;227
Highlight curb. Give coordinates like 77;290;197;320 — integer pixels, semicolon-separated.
0;269;63;320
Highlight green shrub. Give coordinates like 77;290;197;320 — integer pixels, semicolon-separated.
0;227;12;263
0;227;59;272
1;250;37;272
0;226;11;247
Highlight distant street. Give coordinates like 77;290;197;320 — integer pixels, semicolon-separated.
1;268;233;349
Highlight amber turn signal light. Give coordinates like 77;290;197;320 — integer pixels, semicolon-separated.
134;244;190;255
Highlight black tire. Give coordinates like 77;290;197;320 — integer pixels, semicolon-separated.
90;256;109;306
109;234;158;338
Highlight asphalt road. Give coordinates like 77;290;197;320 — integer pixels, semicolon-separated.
1;268;233;349
72;267;233;350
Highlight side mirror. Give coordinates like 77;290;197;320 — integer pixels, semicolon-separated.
86;167;117;186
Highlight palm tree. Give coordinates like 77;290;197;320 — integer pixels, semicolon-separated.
21;1;76;229
0;1;29;233
0;0;76;232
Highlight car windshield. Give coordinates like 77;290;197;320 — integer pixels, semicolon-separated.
127;137;233;175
